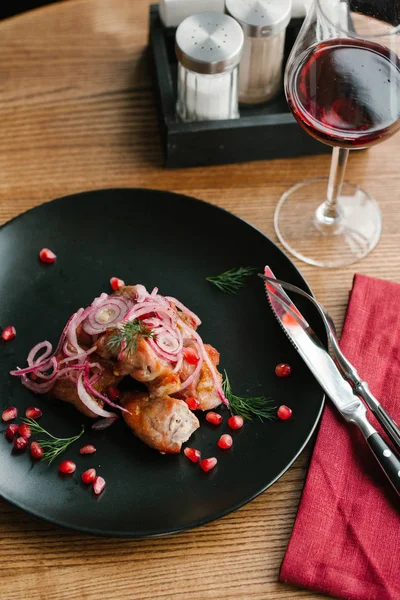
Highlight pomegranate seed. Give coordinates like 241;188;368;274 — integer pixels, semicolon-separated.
183;347;200;365
18;423;32;440
107;386;120;402
2;406;18;422
110;277;125;291
200;457;217;472
184;447;201;463
81;468;97;484
59;460;76;474
25;407;42;419
228;415;244;430
1;326;16;342
93;476;106;495
30;441;44;460
275;363;292;377
5;423;18;442
185;397;200;411
79;444;97;455
205;411;223;425
14;436;28;451
39;248;56;264
218;434;233;450
277;405;292;420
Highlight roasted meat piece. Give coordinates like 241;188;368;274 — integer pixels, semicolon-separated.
95;331;180;386
121;391;200;453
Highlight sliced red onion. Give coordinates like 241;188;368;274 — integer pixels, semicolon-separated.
117;339;127;362
150;287;158;297
58;346;97;366
21;375;55;394
25;310;79;369
177;342;203;392
91;292;109;307
156;327;181;353
148;338;177;363
124;302;176;324
77;372;115;418
144;319;182;361
31;357;58;380
17;362;87;393
172;353;183;373
83;368;128;413
179;322;229;406
165;296;201;327
88;372;102;387
64;308;92;356
10;361;52;377
134;284;148;303
27;341;53;367
82;296;132;335
62;340;76;357
53;312;78;356
91;415;119;430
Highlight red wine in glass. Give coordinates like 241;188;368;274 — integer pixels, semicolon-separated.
286;38;400;149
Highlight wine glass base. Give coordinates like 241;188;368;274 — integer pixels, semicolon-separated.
274;179;382;268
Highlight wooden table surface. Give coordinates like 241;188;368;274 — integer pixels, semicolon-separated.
0;1;398;598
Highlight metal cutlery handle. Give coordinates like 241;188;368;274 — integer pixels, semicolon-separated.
374;404;400;452
350;376;400;453
351;407;400;496
366;432;400;495
341;369;400;453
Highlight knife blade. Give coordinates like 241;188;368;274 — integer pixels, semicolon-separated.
262;269;400;496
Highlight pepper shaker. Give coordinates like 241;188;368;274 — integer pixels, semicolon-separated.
226;0;292;105
175;12;244;122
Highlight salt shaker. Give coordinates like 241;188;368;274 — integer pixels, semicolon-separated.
159;0;225;29
226;0;292;105
175;12;244;122
291;0;310;19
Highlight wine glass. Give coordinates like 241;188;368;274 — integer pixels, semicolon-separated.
275;0;400;267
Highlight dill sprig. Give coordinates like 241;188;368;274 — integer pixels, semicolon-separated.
223;371;276;421
106;319;156;356
23;418;84;464
206;266;258;295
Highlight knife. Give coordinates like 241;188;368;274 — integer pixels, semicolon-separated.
262;270;400;496
262;273;400;454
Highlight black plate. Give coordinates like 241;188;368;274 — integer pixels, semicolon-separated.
0;189;324;537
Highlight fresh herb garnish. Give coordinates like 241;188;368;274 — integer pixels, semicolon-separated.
223;371;276;421
106;319;156;356
206;266;258;295
23;419;84;464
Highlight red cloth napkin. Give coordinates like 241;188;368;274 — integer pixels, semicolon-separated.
279;274;400;600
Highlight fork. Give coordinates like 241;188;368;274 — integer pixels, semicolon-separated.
261;275;400;454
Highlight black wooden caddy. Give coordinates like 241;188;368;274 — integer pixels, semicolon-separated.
148;4;331;169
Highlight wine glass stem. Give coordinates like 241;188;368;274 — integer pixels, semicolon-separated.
319;147;350;223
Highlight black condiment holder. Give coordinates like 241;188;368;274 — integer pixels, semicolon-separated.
148;4;331;169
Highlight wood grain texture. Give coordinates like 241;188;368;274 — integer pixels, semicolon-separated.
0;1;399;599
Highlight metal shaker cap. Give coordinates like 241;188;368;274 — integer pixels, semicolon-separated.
175;12;244;75
226;0;292;37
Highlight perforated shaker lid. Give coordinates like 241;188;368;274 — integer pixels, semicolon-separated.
226;0;292;37
175;12;244;75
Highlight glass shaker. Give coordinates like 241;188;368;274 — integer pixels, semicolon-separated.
159;0;225;29
226;0;292;105
175;12;244;122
